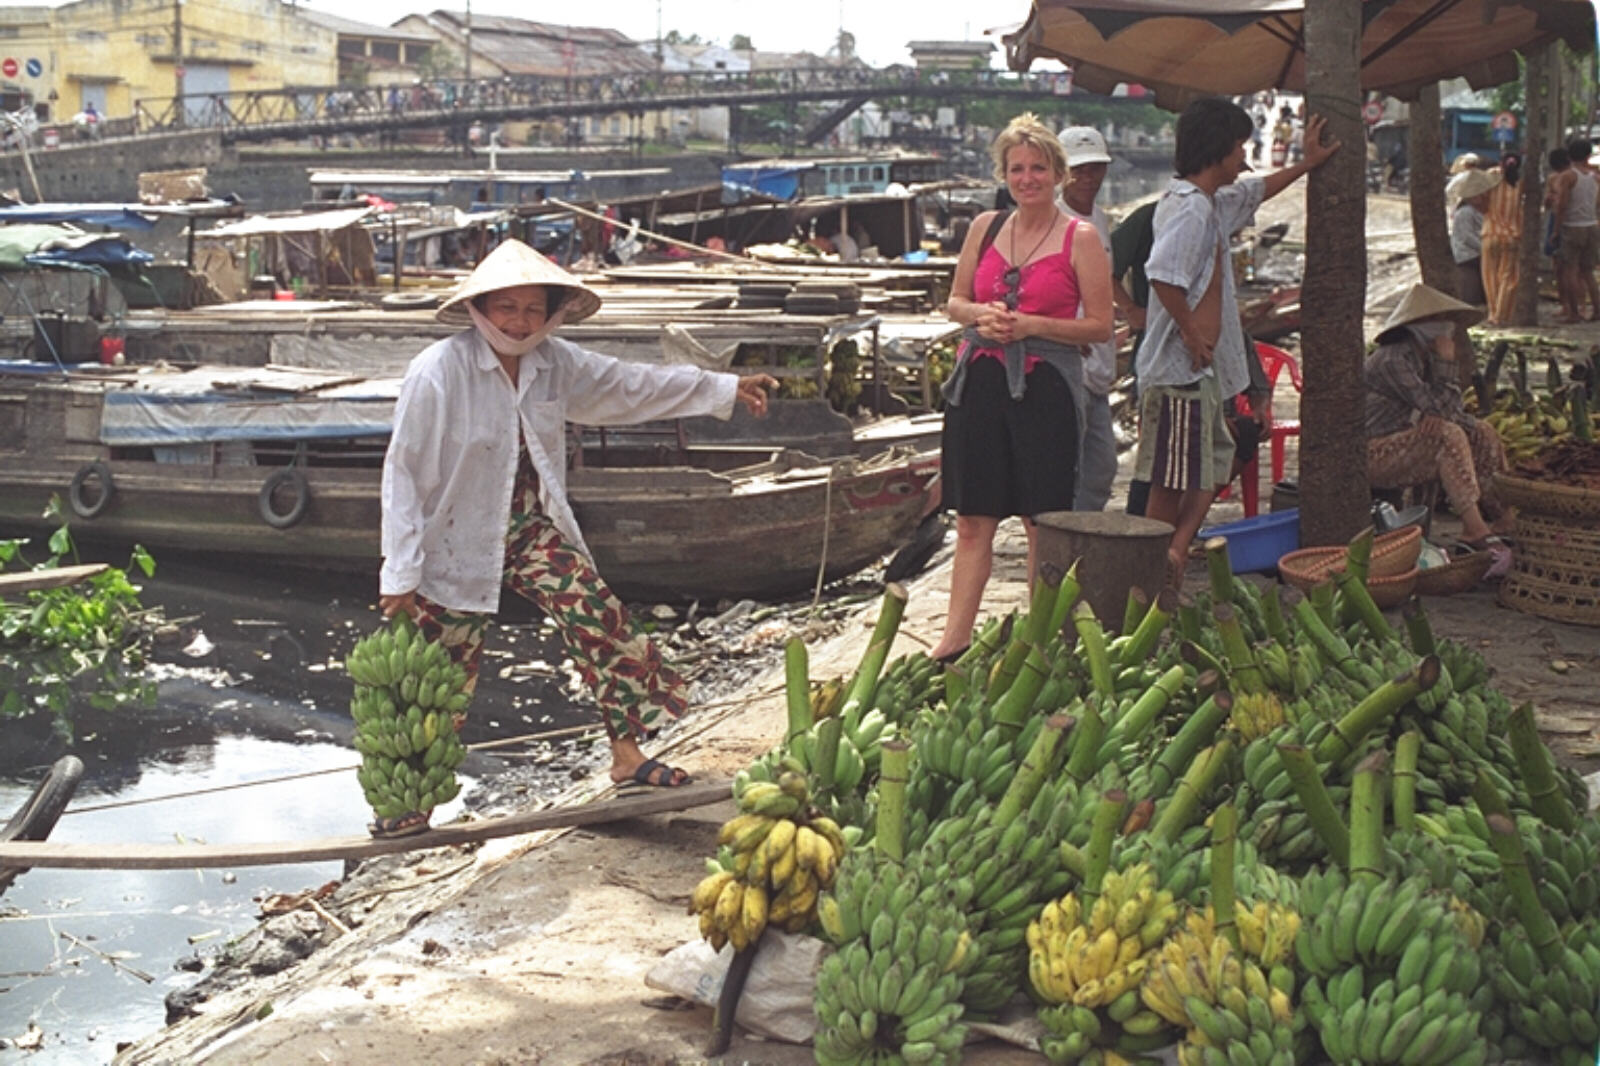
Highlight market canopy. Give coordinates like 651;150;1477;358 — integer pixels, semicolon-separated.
1005;0;1596;108
198;206;375;240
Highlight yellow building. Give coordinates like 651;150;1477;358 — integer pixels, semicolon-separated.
0;0;340;120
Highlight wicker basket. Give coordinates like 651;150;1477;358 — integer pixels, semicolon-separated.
1492;473;1600;521
1275;526;1421;588
1498;510;1600;626
1367;568;1420;609
1415;550;1494;596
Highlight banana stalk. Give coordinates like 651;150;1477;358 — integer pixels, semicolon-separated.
1291;598;1360;678
1279;743;1352;868
1151;738;1234;844
1065;695;1106;785
783;638;812;742
1506;702;1579;831
1335;565;1395;643
1105;664;1189;750
1307;580;1336;628
1116;587;1175;668
813;715;842;793
1573;382;1593;443
875;737;910;862
1392;731;1420;833
1205;536;1235;605
1123;585;1150;637
995;713;1072;828
840;582;908;733
1072;601;1115;698
1400;598;1435;656
1177;592;1203;643
1081;788;1128;910
1212;802;1240;950
1313;657;1440;764
1348;750;1387;882
1486;813;1565;966
988;568;1060;700
1181;639;1227;678
1147;690;1233;799
1470;768;1513;824
1213;602;1266;694
1045;559;1083;643
1259;582;1290;645
992;646;1052;731
1343;526;1375;587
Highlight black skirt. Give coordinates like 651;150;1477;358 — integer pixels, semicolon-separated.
942;356;1078;518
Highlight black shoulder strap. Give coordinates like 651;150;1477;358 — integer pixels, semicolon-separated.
978;209;1012;258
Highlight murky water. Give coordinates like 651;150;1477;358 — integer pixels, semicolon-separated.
0;556;587;1063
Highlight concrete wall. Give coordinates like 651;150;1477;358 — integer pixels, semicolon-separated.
0;130;225;201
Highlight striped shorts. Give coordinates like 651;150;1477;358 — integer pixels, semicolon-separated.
1133;376;1237;493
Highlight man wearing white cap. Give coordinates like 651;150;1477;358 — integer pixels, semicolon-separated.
376;240;776;836
1056;125;1130;510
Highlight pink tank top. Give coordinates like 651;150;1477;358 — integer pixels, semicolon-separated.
965;218;1082;369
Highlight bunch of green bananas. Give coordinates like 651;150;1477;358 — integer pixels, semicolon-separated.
690;767;846;952
1295;868;1490;1065
1028;864;1184;1064
1488;919;1600;1062
345;613;468;819
813;847;979;1066
1141;904;1300;1066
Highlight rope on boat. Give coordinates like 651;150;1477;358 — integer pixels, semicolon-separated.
811;465;835;609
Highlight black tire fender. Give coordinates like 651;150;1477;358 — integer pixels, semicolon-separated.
259;468;310;529
67;461;115;519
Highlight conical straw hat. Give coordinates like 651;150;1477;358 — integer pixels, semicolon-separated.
1375;283;1483;343
436;239;602;326
1447;167;1501;202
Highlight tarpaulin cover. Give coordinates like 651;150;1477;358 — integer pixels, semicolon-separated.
197;206;374;239
0;204;158;229
25;236;154;269
98;366;402;446
0;224;81;270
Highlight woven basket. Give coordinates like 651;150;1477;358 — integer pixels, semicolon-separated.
1275;526;1421;588
1415;550;1494;596
1367;568;1420;609
1493;473;1600;521
1498;510;1600;626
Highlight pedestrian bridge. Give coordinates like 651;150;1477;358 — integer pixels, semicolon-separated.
125;66;1134;146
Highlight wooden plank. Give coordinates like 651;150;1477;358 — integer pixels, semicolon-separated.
0;564;110;597
0;779;730;870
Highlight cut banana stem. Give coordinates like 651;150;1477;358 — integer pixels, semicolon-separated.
1487;812;1566;966
1307;579;1337;627
1290;598;1360;677
1213;602;1266;694
875;737;910;862
1469;767;1512;825
1400;598;1435;655
1259;582;1289;644
1314;657;1439;764
1151;738;1233;844
1335;564;1395;643
1344;525;1375;586
1122;585;1150;638
1506;702;1579;831
813;715;843;793
1176;592;1203;642
783;638;812;742
992;645;1052;730
1081;788;1127;908
1279;743;1352;868
1065;694;1106;784
1348;750;1387;882
1211;802;1239;950
1205;536;1235;605
1108;664;1189;749
1147;690;1232;800
995;713;1072;828
1045;558;1083;643
1072;601;1115;698
1117;587;1176;668
840;582;907;734
1180;639;1227;678
988;572;1056;700
1392;731;1421;833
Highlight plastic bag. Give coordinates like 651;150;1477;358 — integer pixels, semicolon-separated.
644;932;828;1044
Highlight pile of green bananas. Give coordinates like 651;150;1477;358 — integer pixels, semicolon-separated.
1228;690;1286;742
1488;919;1600;1062
813;847;979;1066
1142;903;1301;1066
345;613;468;818
1029;863;1184;1064
1296;869;1490;1065
691;767;846;952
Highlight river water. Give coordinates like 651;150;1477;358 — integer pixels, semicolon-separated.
0;557;588;1064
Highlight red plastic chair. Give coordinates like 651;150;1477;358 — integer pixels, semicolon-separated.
1217;342;1302;517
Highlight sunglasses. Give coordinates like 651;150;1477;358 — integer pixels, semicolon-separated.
1002;267;1021;311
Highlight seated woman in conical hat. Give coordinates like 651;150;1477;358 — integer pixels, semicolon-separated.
1364;283;1511;576
375;239;776;837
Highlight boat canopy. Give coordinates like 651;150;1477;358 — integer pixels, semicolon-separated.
198;206;375;239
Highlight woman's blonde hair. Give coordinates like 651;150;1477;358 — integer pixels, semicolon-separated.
990;113;1068;184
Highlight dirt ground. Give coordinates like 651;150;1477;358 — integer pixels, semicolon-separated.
114;187;1600;1066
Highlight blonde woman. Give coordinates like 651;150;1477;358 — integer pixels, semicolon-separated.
928;114;1113;663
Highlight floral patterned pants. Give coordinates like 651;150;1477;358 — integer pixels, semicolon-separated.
408;449;688;742
1368;415;1507;517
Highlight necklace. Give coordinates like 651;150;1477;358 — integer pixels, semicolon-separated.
1009;213;1057;274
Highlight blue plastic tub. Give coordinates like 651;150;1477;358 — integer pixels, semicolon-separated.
1197;509;1301;574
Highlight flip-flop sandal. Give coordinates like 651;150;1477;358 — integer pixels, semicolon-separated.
369;811;431;839
618;757;693;789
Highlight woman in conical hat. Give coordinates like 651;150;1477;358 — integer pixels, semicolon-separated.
376;240;776;837
1365;283;1511;576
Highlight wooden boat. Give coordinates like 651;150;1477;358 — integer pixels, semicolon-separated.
0;366;939;603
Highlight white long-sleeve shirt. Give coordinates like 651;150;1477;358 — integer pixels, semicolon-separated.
380;328;737;612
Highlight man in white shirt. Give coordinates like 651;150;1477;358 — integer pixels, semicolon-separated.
1057;126;1137;510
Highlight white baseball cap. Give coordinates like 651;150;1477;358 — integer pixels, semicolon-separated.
1059;126;1112;168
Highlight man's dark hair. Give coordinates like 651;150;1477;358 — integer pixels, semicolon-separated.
1174;97;1255;178
1550;147;1571;171
1567;138;1591;163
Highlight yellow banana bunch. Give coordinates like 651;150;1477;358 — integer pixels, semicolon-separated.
690;775;847;952
1230;691;1285;742
1027;864;1179;1008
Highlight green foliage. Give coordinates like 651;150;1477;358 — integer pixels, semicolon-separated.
0;500;158;723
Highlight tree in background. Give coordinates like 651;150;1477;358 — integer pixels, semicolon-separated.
731;34;753;51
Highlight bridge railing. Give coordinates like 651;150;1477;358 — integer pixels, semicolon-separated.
130;67;1078;134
